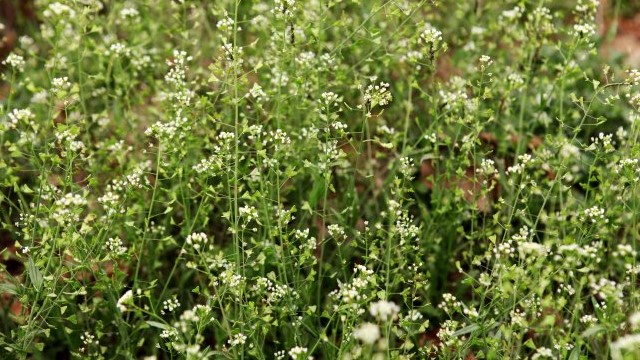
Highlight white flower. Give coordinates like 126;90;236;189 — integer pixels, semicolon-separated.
627;69;640;86
363;81;393;109
630;312;640;330
185;232;209;251
572;23;596;37
51;76;72;94
273;0;297;20
580;314;597;325
6;108;34;129
43;2;76;18
501;6;523;22
2;53;26;72
582;206;607;224
228;333;247;347
161;297;180;315
532;347;554;359
120;7;139;20
369;300;400;321
519;242;549;258
479;55;493;69
611;334;640;360
476;158;497;176
353;322;380;344
420;23;443;47
247;83;267;101
106;237;127;255
116;290;133;312
217;11;235;31
288;346;310;360
506;154;533;175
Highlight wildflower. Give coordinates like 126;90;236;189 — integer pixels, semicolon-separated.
116;290;133;312
31;91;48;104
399;157;415;179
247;83;267;102
2;53;26;72
288;346;310;360
43;2;76;18
507;72;524;86
369;300;400;321
161;297;180;315
424;132;437;143
273;0;297;20
479;55;493;70
55;128;85;157
476;158;497;176
228;333;247;347
630;312;640;330
572;23;596;38
439;83;470;111
627;69;640;86
560;143;580;158
506;154;533;175
185;232;209;251
216;11;235;31
582;206;607;224
420;23;443;47
6;108;34;129
501;6;523;22
330;265;375;304
120;7;139;20
611;334;640;360
145;108;190;141
518;242;549;258
106;42;130;57
239;205;258;222
79;331;99;353
437;320;461;347
327;224;345;240
51;76;72;96
438;293;462;314
580;314;597;325
353;322;380;344
362;81;393;109
221;42;244;66
106;237;127;256
53;192;87;224
532;347;554;359
320;91;341;111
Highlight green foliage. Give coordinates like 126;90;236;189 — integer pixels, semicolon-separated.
0;0;639;359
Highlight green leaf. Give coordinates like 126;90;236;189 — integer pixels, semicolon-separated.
581;325;604;338
146;321;170;330
0;283;17;295
523;338;536;349
453;324;479;337
27;258;43;291
488;235;496;244
568;346;581;360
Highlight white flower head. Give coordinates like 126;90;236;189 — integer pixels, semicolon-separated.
353;322;380;344
2;53;26;72
116;290;134;312
369;300;400;321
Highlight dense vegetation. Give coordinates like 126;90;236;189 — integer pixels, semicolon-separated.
1;0;640;359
